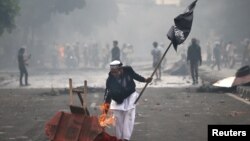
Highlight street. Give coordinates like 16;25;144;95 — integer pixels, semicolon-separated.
0;62;250;141
133;88;250;141
0;86;249;141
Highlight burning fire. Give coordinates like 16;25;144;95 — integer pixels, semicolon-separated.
58;46;64;58
98;103;115;127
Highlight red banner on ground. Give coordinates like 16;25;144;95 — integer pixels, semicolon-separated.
45;111;122;141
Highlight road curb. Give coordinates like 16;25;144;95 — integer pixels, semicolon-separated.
236;86;250;101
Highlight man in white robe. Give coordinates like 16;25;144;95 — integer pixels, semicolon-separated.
104;60;152;141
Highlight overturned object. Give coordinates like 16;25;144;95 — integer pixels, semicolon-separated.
45;111;121;141
44;79;122;141
213;66;250;88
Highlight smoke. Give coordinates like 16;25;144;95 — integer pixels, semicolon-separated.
1;0;250;69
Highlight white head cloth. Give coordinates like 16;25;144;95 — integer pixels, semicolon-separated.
110;60;122;69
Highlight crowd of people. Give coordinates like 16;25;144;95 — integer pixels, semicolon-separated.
151;37;250;85
207;38;250;70
17;37;250;87
48;41;134;69
185;37;250;85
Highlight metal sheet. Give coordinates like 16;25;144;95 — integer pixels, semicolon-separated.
213;76;235;88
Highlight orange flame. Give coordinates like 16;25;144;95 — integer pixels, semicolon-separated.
58;46;64;58
98;103;115;127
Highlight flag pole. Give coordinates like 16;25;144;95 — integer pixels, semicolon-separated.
134;42;173;104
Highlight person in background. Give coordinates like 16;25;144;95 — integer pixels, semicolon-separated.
241;38;250;66
187;38;202;85
104;60;152;141
111;40;120;61
74;42;80;67
159;42;167;70
206;42;212;66
18;47;31;86
226;41;236;68
101;43;111;68
211;41;221;71
151;41;162;80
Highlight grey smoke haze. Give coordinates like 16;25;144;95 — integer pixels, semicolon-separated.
0;0;250;68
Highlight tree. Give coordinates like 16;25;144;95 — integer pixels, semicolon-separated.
0;0;20;36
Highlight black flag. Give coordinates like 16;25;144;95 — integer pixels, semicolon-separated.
167;0;198;51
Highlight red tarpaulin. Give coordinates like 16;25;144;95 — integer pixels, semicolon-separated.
45;111;122;141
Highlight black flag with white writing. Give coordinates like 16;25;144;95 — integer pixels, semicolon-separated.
167;0;198;51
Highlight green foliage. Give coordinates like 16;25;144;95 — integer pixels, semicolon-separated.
0;0;20;35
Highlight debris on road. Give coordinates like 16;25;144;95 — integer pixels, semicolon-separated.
229;111;247;117
45;79;122;141
213;66;250;88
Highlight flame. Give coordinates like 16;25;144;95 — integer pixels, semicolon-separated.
98;103;115;127
58;46;64;58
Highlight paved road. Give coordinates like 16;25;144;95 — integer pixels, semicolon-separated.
0;87;249;141
0;63;249;141
133;88;250;141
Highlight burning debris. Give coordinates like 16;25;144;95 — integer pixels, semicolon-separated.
98;103;115;127
44;79;122;141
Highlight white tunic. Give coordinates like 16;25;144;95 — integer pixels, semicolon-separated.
110;91;138;111
110;91;138;140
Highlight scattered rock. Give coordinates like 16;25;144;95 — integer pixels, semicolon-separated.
184;113;190;117
229;111;246;117
219;100;225;104
137;113;143;118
